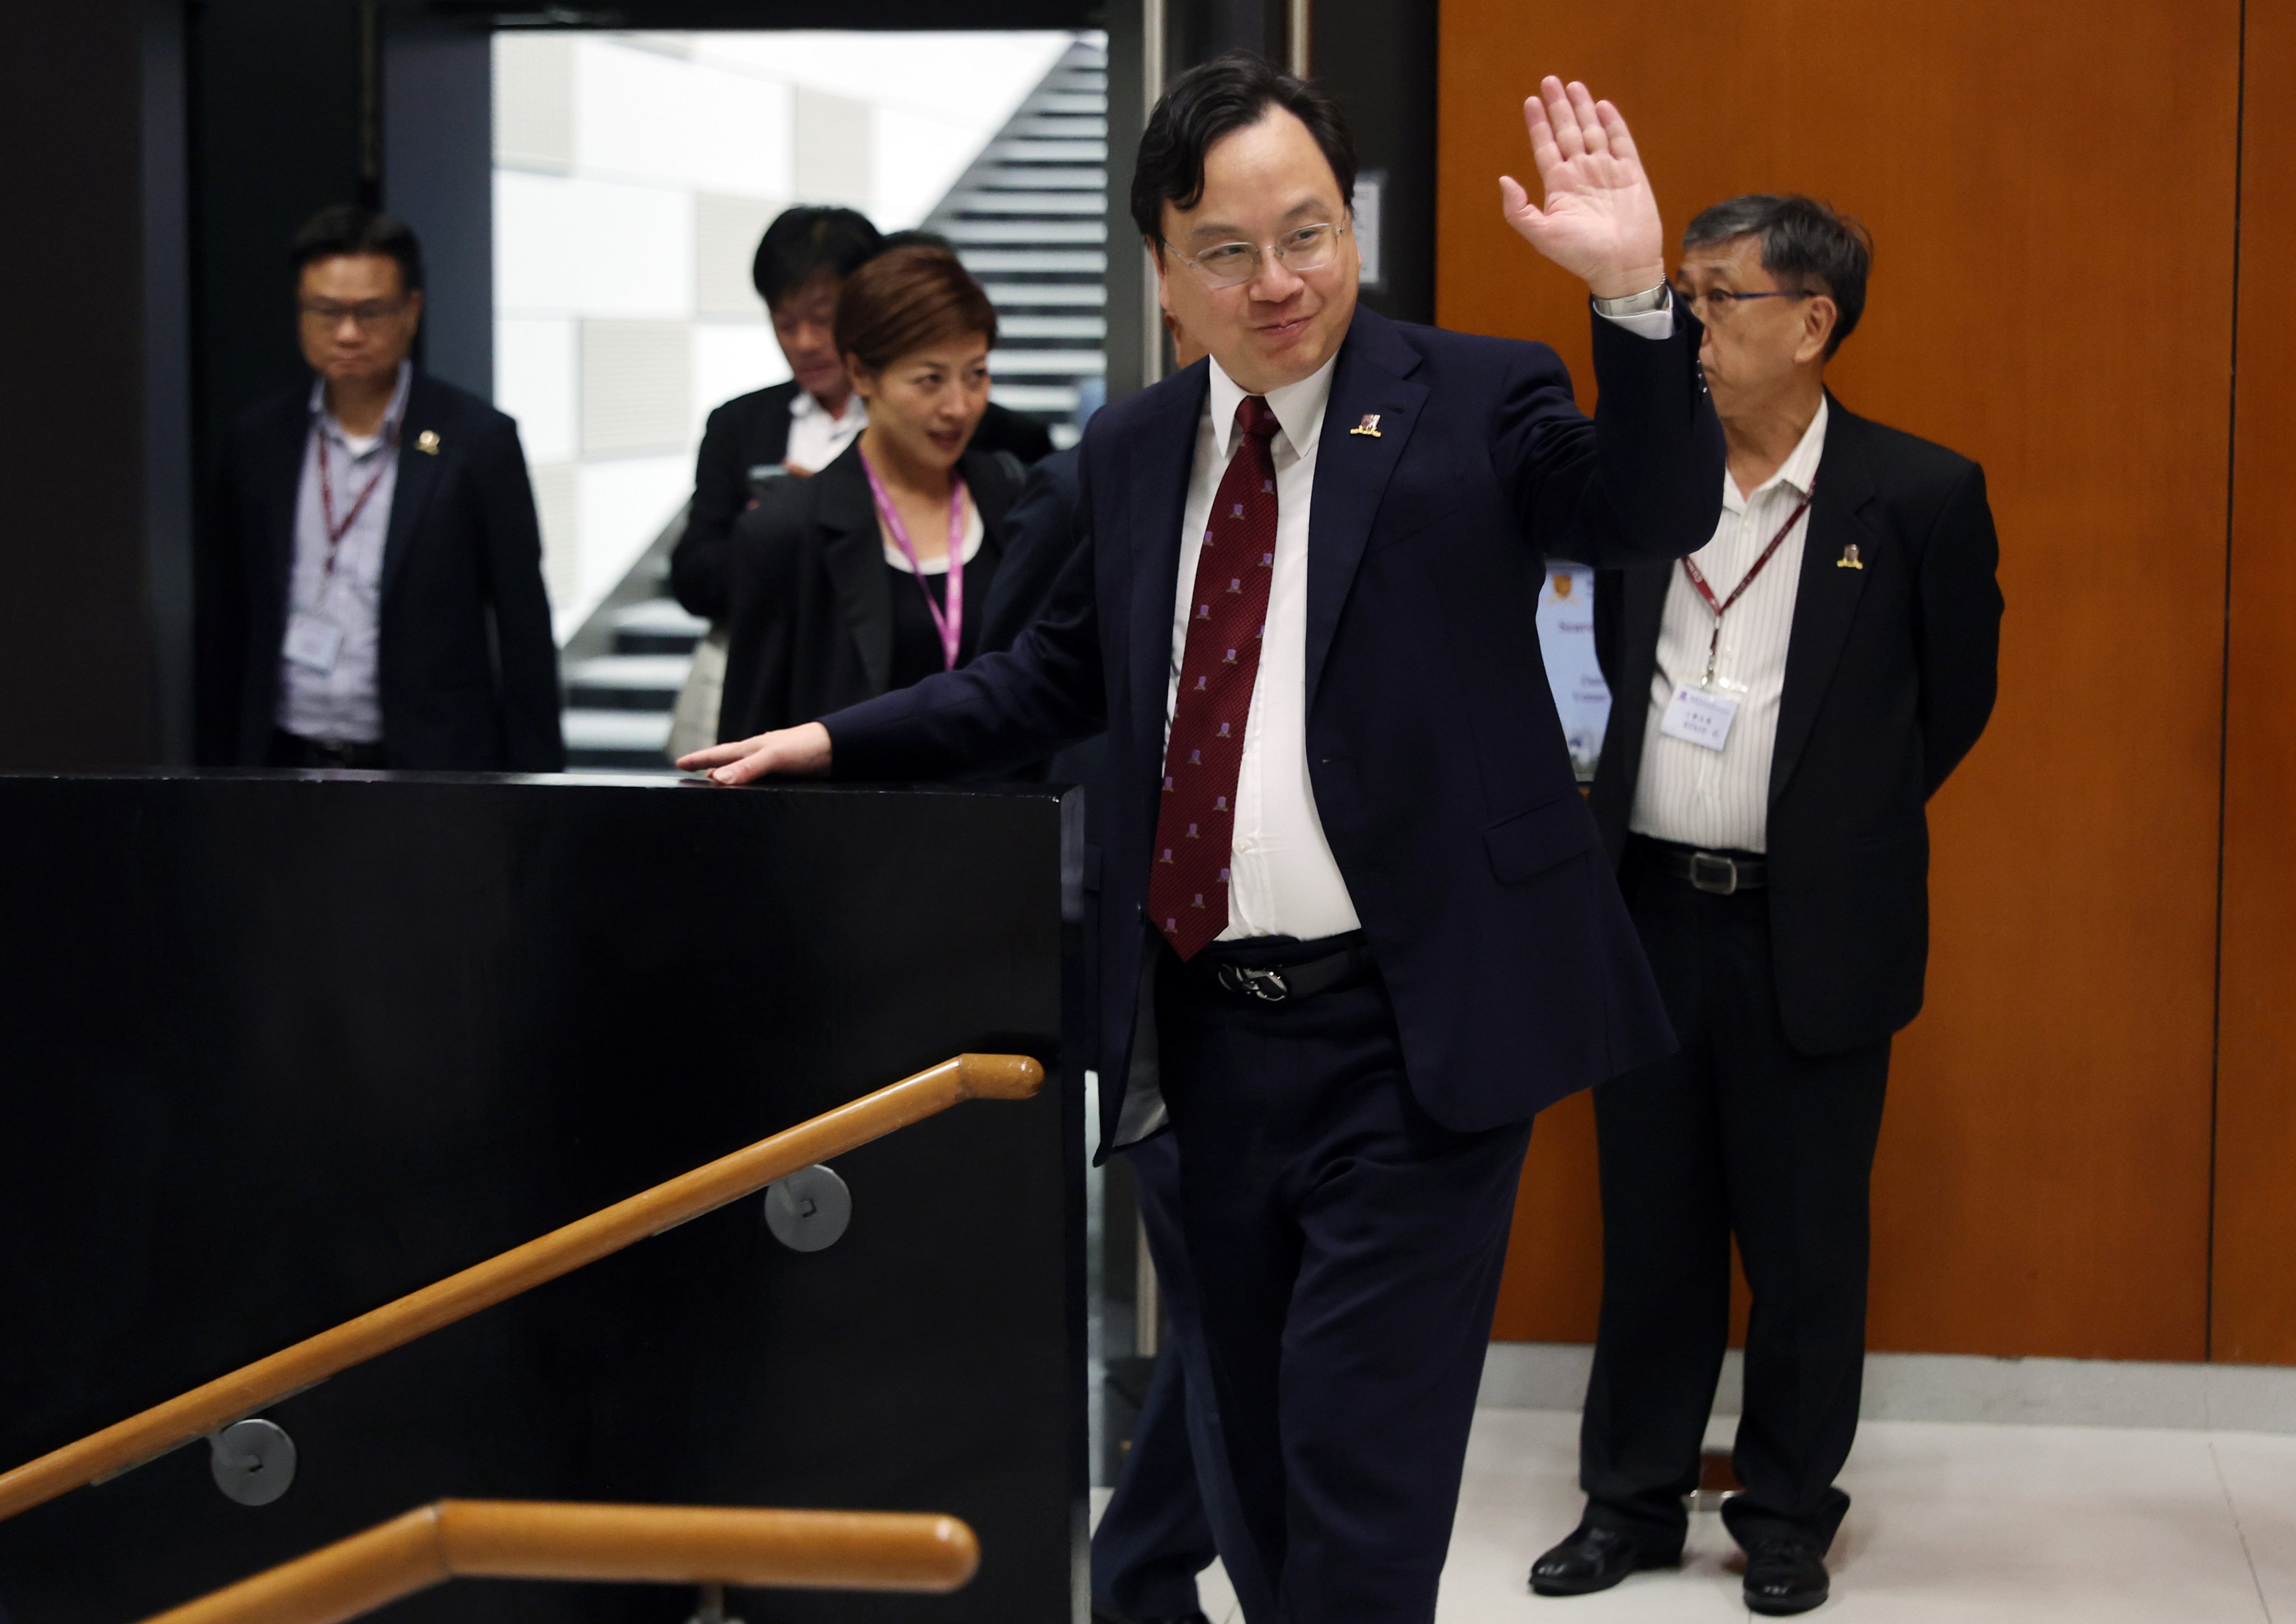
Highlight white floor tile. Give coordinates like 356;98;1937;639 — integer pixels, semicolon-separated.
2210;1431;2296;1620
1103;1406;2296;1622
1433;1409;2279;1624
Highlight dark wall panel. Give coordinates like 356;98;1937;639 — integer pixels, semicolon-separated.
0;0;189;769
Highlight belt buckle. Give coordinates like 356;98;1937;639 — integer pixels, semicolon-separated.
1689;852;1739;895
1217;963;1291;1003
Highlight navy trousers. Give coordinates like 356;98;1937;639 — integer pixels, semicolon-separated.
1154;945;1532;1624
1093;1132;1273;1622
1578;844;1891;1556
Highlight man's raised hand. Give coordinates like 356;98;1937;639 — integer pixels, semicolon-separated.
676;720;833;785
1499;77;1667;301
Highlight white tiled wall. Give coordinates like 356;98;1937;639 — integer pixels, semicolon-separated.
492;29;1078;639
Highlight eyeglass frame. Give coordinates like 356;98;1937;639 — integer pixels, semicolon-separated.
297;296;417;331
1670;283;1817;322
1159;219;1351;290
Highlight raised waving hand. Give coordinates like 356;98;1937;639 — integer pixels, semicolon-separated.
1499;77;1667;300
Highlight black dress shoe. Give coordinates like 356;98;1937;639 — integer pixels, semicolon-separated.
1091;1611;1211;1624
1528;1525;1679;1596
1743;1537;1830;1614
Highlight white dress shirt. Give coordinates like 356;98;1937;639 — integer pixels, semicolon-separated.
276;362;412;744
1163;301;1683;942
1168;354;1360;942
1629;396;1830;852
785;387;865;475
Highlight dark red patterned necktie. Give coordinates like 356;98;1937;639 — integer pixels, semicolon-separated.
1150;395;1281;960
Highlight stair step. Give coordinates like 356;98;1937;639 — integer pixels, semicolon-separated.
612;596;709;654
996;313;1108;340
986;139;1108;164
943;218;1107;245
563;707;673;762
566;653;691;710
992;348;1107;376
960;249;1108;275
972;166;1106;191
947;190;1106;216
991;383;1082;414
980;283;1107;307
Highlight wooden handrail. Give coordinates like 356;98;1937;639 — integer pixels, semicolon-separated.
0;1053;1043;1524
137;1501;980;1624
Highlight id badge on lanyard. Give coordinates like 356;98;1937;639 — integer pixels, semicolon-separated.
293;429;392;673
1663;484;1815;752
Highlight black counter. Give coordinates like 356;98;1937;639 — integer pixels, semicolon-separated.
0;771;1084;1623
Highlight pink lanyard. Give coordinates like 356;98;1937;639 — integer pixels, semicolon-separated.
314;427;395;594
860;448;969;672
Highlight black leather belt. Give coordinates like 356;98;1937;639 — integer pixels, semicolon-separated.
1643;840;1767;895
1189;936;1375;1004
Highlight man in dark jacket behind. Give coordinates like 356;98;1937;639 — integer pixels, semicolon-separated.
1530;195;2002;1617
198;205;563;772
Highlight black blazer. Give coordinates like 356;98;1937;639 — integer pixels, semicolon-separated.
1589;396;2003;1055
196;372;565;772
670;381;1056;623
715;440;1026;742
819;304;1727;1151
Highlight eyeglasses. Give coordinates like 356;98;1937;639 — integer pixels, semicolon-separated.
298;298;410;331
1164;221;1347;290
1671;284;1813;323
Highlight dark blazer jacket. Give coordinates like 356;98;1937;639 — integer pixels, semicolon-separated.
715;439;1026;742
819;304;1726;1149
1589;396;2003;1056
671;381;1056;623
197;372;565;772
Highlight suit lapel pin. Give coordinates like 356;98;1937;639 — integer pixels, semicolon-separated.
1836;543;1863;570
415;429;441;455
1348;413;1382;438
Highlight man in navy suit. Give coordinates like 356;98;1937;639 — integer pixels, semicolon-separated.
686;55;1723;1622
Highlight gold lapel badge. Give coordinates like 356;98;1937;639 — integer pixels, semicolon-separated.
1837;543;1863;570
1348;413;1382;438
415;429;441;455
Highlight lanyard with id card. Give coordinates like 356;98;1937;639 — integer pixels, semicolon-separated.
1657;482;1814;752
285;427;394;673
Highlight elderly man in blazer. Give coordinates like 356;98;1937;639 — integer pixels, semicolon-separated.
198;206;562;773
1529;195;2002;1616
685;57;1723;1622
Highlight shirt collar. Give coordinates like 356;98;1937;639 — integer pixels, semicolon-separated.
307;361;414;448
791;388;864;425
1206;350;1339;462
1725;395;1830;513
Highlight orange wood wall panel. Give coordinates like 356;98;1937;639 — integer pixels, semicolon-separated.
2211;0;2296;1365
1440;1;2238;1358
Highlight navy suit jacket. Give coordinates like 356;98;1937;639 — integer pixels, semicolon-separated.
825;304;1725;1150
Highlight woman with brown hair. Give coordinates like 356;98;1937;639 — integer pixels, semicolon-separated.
714;244;1032;742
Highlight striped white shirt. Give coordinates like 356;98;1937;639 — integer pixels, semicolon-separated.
1628;397;1829;853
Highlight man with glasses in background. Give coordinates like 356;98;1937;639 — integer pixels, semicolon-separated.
1529;195;2002;1615
198;205;562;772
686;55;1724;1620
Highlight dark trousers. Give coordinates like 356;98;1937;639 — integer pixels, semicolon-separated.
1156;943;1532;1624
1093;1132;1273;1622
1579;841;1891;1555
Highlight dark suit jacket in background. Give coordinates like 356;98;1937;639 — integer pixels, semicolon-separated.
819;305;1726;1153
714;439;1025;743
1589;395;2003;1056
196;372;565;772
671;380;1056;624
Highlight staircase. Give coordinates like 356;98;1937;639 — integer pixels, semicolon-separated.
930;34;1111;446
559;33;1110;773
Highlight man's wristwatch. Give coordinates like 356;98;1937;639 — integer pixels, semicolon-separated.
1591;283;1672;318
